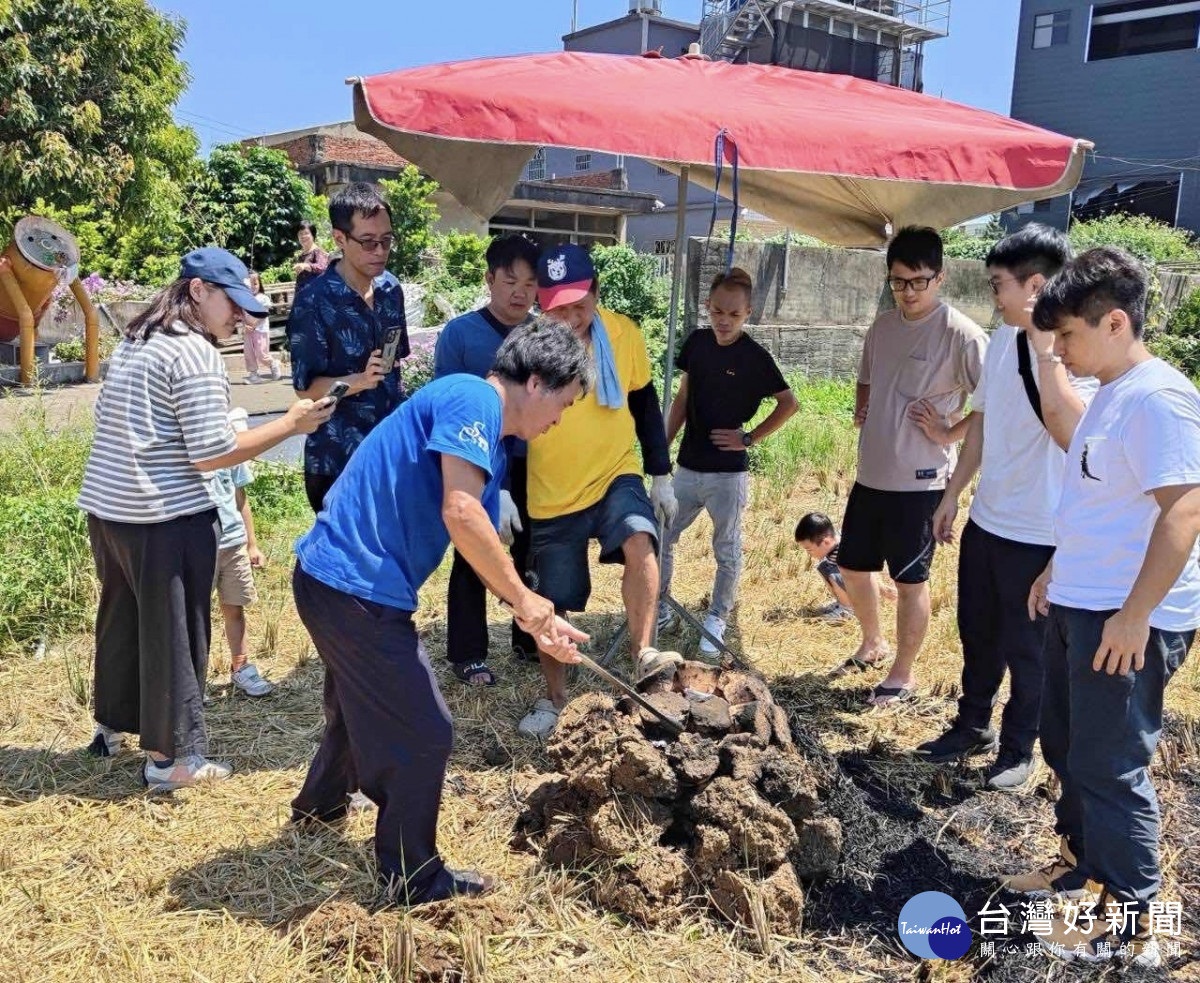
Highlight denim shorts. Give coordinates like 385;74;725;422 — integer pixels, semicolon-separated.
527;474;658;612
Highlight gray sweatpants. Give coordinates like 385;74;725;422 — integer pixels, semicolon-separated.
659;466;748;621
1041;604;1193;914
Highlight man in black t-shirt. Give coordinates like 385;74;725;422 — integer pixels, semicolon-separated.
659;268;798;655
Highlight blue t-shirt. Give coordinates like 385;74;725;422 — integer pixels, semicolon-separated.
295;374;506;611
434;307;528;458
286;260;408;477
211;462;254;550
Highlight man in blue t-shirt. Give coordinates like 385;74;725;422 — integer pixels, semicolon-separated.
434;234;540;685
287;183;409;514
290;319;589;906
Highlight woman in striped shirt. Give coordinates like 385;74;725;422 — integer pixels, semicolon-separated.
78;248;333;791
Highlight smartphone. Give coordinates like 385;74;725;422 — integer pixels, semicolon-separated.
324;380;351;406
379;326;404;373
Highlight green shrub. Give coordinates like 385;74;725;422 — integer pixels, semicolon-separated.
52;333;119;364
1167;287;1200;337
439;231;489;288
591;244;669;324
1147;333;1200;377
1069;214;1200;266
259;260;297;286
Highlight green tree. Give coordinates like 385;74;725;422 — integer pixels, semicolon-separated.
184;144;313;271
439;231;489;288
379;166;440;280
0;0;189;221
591;243;669;323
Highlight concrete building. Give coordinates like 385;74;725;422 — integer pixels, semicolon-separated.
1008;0;1200;235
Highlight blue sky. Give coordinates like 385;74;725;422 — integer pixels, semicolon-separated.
156;0;1021;150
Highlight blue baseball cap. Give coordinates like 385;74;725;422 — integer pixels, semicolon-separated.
179;247;268;317
538;243;595;311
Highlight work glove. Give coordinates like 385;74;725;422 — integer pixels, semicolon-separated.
650;474;678;529
498;490;523;546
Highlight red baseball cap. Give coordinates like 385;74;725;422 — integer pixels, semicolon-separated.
537;243;595;311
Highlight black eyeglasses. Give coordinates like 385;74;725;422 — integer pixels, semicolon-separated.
345;233;395;253
887;275;936;293
988;275;1024;295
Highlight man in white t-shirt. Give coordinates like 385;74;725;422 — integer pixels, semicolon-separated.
1016;247;1200;968
837;227;987;706
913;226;1097;790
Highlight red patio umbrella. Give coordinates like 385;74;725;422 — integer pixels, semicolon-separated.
347;50;1089;660
349;50;1088;248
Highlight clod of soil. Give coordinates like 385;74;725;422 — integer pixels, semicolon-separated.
514;662;842;936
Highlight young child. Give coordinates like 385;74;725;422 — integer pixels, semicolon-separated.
658;267;798;655
795;511;897;625
212;408;272;696
243;272;281;384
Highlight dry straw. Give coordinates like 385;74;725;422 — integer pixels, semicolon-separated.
1;468;1197;982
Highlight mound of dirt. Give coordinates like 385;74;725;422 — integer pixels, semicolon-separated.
513;665;843;935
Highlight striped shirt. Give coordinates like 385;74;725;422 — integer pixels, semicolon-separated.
77;324;238;523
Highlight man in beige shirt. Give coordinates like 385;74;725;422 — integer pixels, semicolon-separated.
836;226;987;706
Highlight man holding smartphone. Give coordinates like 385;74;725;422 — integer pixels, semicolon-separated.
288;183;409;513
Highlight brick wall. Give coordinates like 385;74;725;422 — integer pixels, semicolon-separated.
545;169;625;191
248;133;409;170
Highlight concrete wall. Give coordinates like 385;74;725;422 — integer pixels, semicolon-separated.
685;239;996;378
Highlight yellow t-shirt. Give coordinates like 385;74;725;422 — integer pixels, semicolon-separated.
527;307;652;519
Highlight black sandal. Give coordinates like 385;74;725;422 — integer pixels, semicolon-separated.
452;661;496;686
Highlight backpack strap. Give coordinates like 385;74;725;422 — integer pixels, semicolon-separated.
1017;330;1045;426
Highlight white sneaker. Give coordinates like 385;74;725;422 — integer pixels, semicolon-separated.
144;754;232;791
87;723;124;758
232;664;272;697
517;698;561;739
656;601;677;633
244;374;266;385
698;614;727;657
268;359;282;381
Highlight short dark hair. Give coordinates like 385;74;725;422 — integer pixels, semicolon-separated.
986;223;1071;281
486;234;539;275
1032;246;1148;338
329;183;392;235
795;512;836;543
710;266;753;304
491;316;593;394
297;219;319;237
887;226;943;274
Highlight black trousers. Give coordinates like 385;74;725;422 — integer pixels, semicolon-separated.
304;472;338;515
446;455;534;665
88;510;219;757
955;520;1055;756
291;565;456;899
1041;604;1192;913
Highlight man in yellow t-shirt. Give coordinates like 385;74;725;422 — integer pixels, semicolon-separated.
518;244;677;738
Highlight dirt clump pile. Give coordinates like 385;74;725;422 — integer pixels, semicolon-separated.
514;665;841;934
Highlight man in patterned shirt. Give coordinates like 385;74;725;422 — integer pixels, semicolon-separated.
288;183;409;513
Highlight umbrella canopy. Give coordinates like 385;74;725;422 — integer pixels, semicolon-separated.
350;51;1089;247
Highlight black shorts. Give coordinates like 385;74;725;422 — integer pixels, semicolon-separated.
838;482;941;585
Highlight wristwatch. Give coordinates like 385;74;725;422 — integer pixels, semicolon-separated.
741;431;754;447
